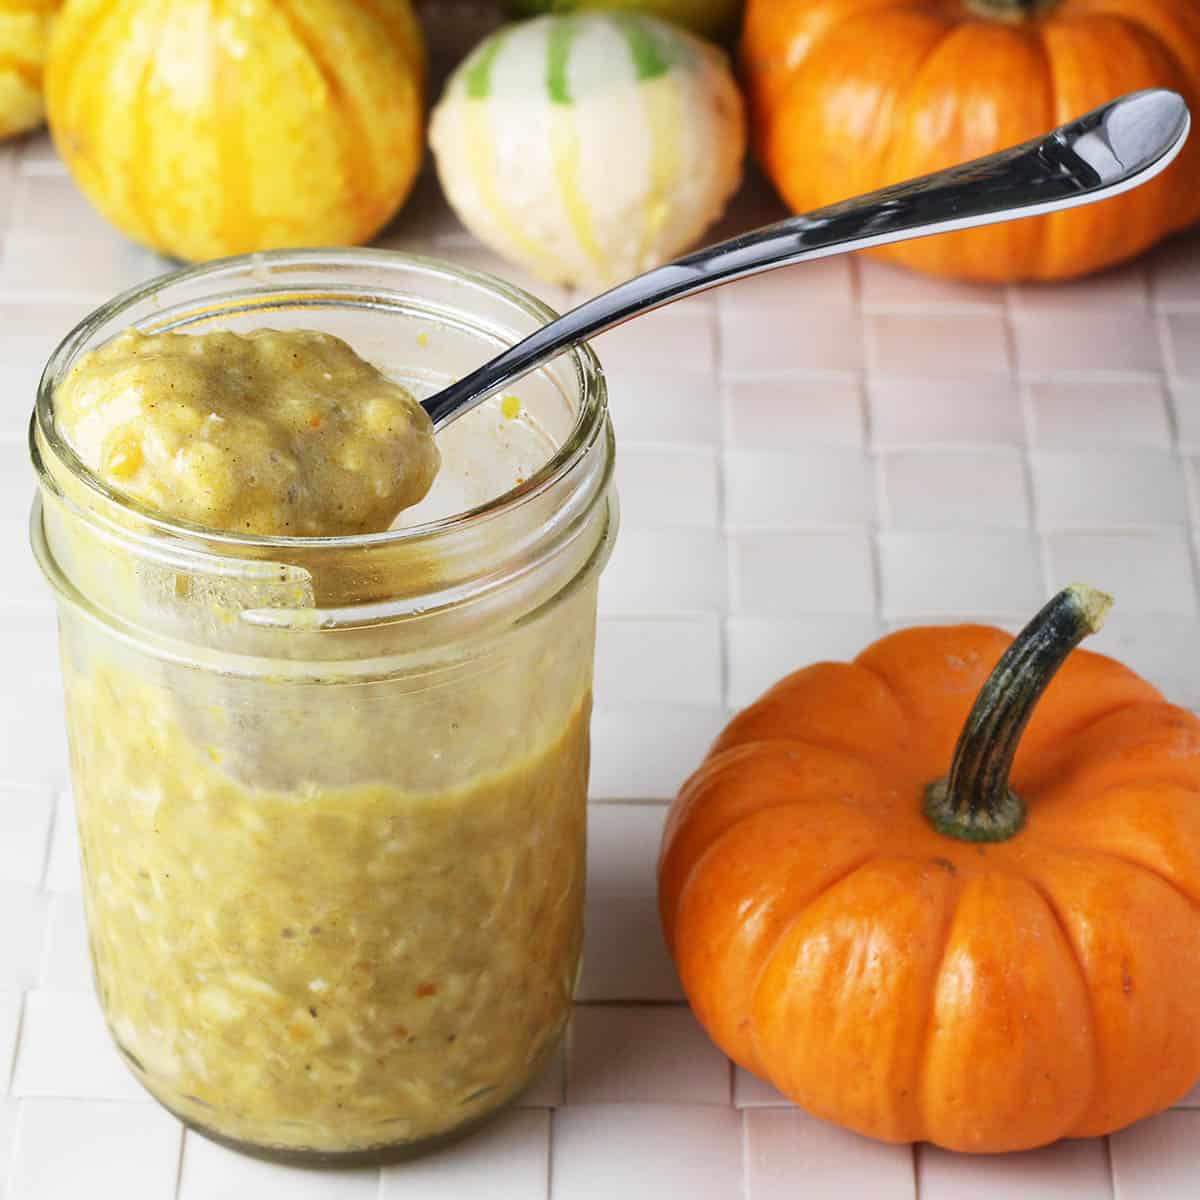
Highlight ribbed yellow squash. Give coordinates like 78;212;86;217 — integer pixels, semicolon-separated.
0;0;62;139
46;0;426;261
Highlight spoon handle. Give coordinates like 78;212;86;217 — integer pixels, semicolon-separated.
424;88;1190;430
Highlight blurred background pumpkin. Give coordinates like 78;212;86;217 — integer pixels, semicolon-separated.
743;0;1200;281
506;0;742;39
45;0;427;262
0;0;62;140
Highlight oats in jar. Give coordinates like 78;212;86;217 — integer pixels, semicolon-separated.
40;312;610;1159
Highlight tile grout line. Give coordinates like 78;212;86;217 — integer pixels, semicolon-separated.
740;1106;751;1200
587;796;683;808
1158;309;1200;609
34;896;55;991
852;255;890;626
1102;1133;1117;1200
36;791;58;892
3;1095;26;1200
1006;284;1051;595
587;797;673;807
865;430;888;626
172;1124;187;1200
563;1010;577;1108
0;1086;162;1103
715;320;741;673
1159;308;1181;380
5;990;26;1094
1171;438;1200;610
572;997;689;1009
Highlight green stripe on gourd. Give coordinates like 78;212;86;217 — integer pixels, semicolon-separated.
462;31;509;100
468;14;692;108
611;12;675;80
545;15;580;104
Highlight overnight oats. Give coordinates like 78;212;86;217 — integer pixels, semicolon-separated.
29;251;617;1162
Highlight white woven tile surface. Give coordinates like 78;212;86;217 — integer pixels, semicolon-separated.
4;3;1200;1195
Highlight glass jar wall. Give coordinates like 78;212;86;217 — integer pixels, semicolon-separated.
29;250;617;1163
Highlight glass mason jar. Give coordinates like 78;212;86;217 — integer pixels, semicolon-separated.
29;250;617;1163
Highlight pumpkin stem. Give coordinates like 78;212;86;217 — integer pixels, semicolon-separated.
924;584;1113;843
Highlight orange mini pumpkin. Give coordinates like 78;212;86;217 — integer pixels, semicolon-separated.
659;586;1200;1152
741;0;1200;281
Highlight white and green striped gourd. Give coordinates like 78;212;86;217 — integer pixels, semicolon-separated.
430;12;745;289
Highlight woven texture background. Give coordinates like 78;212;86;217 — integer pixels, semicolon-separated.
3;4;1200;1195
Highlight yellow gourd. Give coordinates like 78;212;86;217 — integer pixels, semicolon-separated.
45;0;426;261
0;0;62;140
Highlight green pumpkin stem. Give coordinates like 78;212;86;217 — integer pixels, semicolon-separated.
924;584;1112;843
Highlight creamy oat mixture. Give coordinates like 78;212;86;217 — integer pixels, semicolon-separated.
69;654;588;1152
56;329;440;537
54;328;590;1155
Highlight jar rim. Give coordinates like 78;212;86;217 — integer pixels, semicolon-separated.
32;246;608;556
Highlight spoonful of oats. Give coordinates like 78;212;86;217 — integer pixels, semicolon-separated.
55;327;440;538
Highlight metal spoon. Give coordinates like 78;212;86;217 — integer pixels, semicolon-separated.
422;87;1189;431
